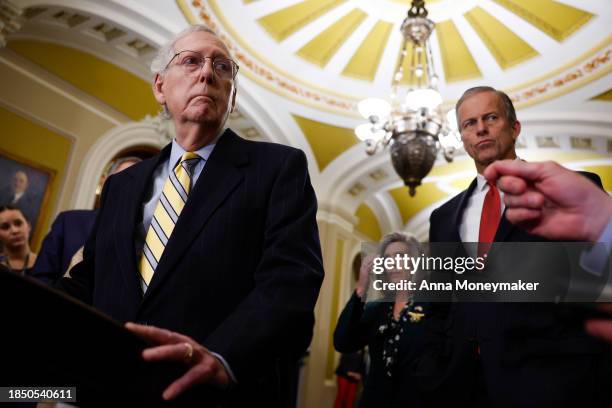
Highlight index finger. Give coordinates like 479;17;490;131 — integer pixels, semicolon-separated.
125;322;190;345
484;160;545;184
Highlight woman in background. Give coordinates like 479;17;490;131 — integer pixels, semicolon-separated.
334;232;428;408
0;205;37;275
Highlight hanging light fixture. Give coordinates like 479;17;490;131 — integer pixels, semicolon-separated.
355;0;462;196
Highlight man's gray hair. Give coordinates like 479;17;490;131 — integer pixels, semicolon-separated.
455;86;517;129
150;24;218;76
379;231;422;258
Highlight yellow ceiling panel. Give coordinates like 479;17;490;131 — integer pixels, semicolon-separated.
342;20;393;81
354;203;382;241
297;8;367;67
449;177;473;191
465;6;538;70
389;182;447;224
8;40;158;121
580;166;612;192
493;0;593;42
292;114;358;171
436;19;482;83
582;166;612;191
258;0;347;42
425;157;473;177
590;89;612;102
391;0;442;4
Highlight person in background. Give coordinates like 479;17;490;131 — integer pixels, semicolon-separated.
334;233;429;408
333;351;366;408
29;156;142;284
0;205;37;275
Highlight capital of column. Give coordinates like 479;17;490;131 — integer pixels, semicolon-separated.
0;1;24;47
141;113;176;146
316;203;357;233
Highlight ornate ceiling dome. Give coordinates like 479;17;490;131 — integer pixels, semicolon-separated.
178;0;611;115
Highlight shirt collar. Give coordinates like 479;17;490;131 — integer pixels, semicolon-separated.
476;173;488;192
169;133;221;171
476;156;522;192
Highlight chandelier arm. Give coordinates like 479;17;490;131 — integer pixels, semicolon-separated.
392;40;408;105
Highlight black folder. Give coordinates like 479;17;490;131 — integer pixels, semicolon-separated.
0;269;213;407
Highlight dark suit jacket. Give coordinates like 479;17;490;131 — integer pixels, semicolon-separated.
424;171;610;408
335;293;429;408
29;209;97;284
57;130;324;407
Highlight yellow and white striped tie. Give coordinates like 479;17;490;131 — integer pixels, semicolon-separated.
139;152;200;287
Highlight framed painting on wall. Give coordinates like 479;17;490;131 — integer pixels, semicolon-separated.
0;149;56;245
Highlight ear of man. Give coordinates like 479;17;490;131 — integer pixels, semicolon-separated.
153;73;166;105
511;120;521;142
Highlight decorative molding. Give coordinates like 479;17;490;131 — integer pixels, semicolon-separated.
0;0;24;47
316;206;356;232
0;47;128;126
141;113;175;145
509;48;612;108
71;118;168;208
12;4;157;80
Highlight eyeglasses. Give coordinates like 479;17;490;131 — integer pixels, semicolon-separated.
166;50;239;80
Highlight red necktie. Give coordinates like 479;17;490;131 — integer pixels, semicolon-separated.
478;181;501;257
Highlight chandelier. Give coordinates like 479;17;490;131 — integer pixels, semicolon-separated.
355;0;462;196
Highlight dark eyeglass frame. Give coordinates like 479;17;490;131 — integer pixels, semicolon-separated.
165;50;239;79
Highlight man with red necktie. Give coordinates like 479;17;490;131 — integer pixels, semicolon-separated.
424;86;607;407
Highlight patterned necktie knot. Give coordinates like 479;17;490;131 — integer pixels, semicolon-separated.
178;152;201;177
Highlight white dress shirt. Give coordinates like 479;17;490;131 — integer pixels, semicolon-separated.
459;173;506;253
12;191;24;203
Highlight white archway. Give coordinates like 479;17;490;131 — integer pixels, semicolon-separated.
70;120;167;208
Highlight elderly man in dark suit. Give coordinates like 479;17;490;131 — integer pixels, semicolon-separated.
425;86;607;407
57;24;323;406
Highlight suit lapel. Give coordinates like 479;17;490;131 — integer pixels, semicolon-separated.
451;178;478;243
143;130;248;302
112;146;171;299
